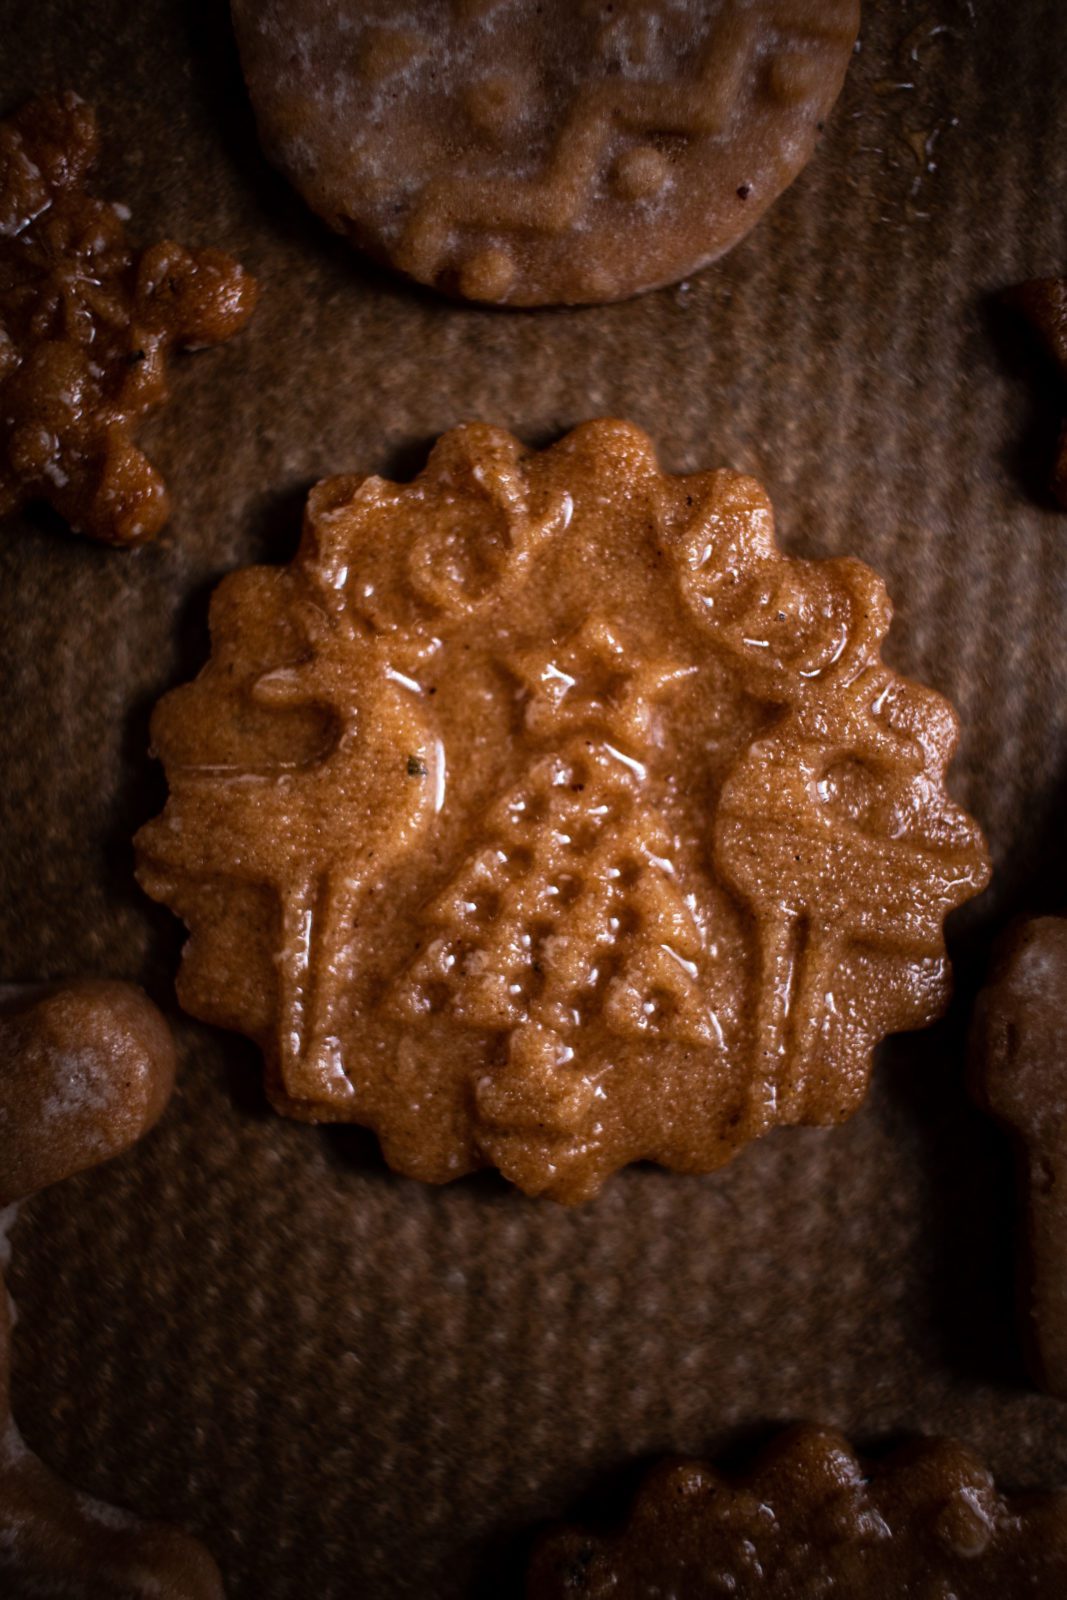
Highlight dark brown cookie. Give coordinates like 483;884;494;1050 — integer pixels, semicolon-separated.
971;916;1067;1398
527;1425;1067;1598
0;92;258;545
231;0;859;306
0;980;223;1597
1004;277;1067;507
136;420;989;1202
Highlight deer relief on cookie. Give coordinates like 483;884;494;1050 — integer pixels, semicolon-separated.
136;426;572;1117
138;421;989;1201
668;471;991;1135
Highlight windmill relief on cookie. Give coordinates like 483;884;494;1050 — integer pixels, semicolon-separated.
670;473;990;1129
389;614;713;1142
138;429;571;1106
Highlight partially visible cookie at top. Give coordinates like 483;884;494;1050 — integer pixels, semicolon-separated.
1005;277;1067;507
0;92;258;546
971;916;1067;1399
231;0;860;306
526;1425;1067;1597
136;419;989;1202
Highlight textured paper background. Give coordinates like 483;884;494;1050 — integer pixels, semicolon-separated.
2;2;1066;1595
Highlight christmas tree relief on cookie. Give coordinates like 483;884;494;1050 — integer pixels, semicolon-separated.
389;616;717;1143
137;421;990;1199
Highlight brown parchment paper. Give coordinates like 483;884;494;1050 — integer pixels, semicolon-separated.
2;3;1066;1595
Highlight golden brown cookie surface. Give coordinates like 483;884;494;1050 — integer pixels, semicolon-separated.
136;420;989;1201
0;92;258;545
0;980;223;1597
231;0;859;305
972;916;1067;1398
526;1426;1067;1598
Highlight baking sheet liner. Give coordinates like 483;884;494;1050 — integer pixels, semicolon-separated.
2;1;1067;1594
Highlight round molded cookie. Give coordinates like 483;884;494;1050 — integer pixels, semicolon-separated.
135;420;989;1202
230;0;860;306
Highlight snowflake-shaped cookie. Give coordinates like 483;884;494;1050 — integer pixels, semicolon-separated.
0;93;258;545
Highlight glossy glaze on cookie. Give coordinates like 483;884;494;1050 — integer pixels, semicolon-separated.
137;420;989;1201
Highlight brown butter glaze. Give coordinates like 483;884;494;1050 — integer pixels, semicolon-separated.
526;1425;1067;1598
0;980;223;1596
136;421;990;1201
231;0;859;306
0;92;257;545
972;917;1067;1399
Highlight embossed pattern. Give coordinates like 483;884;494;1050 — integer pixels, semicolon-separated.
230;0;860;304
136;421;990;1200
527;1425;1067;1598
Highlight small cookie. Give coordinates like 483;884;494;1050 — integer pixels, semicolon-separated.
0;93;258;546
136;420;989;1202
231;0;859;305
1005;277;1067;507
0;980;223;1597
971;916;1067;1397
0;978;176;1204
528;1426;1067;1596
